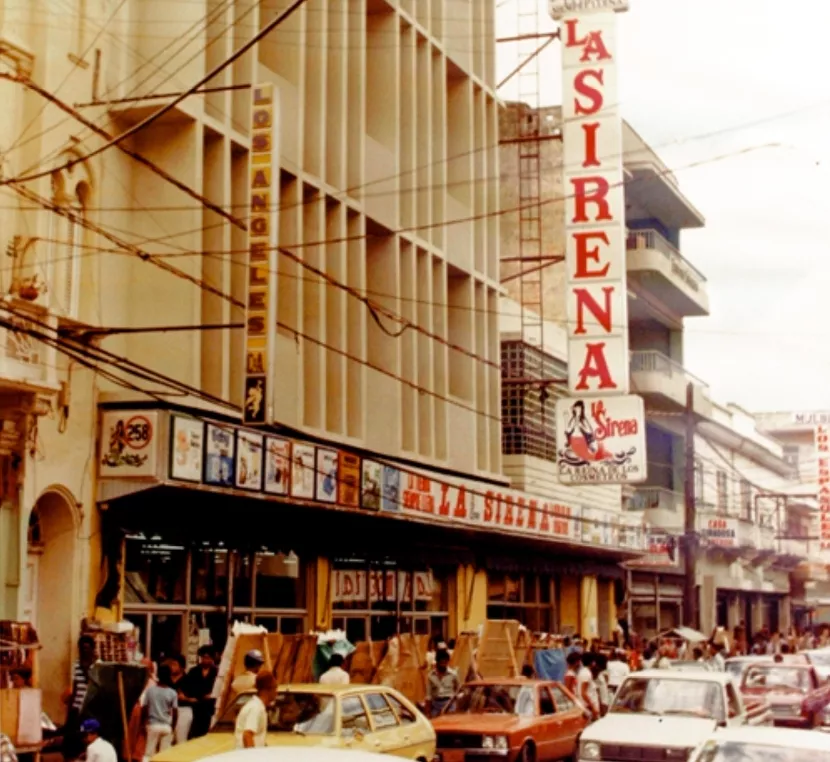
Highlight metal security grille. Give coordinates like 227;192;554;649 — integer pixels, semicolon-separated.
501;340;567;461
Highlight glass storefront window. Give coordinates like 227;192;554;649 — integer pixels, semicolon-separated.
125;537;187;604
254;551;304;609
191;546;230;606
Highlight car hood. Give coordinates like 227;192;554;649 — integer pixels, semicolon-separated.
580;714;718;746
432;714;532;735
151;732;337;762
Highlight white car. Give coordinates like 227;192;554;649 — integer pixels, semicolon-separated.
689;725;830;761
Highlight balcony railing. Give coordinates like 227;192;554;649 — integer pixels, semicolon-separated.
627;486;682;513
630;350;710;395
626;229;707;292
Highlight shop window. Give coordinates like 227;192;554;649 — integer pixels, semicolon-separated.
254;616;305;635
191;546;230;606
125;537;187;604
233;552;254;607
487;572;556;633
255;551;304;609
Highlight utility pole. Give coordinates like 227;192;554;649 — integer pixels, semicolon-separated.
683;382;699;630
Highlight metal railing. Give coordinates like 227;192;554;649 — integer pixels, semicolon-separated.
626;229;707;291
630;350;710;395
627;486;682;513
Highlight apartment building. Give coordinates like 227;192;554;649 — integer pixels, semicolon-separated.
756;411;827;627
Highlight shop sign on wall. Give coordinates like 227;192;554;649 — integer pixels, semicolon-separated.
263;436;290;495
242;83;279;426
816;425;830;552
700;516;738;549
555;396;646;484
337;452;360;507
291;443;316;499
169;416;203;483
235;430;264;491
361;460;382;510
332;569;434;604
626;531;679;568
316;448;338;503
204;423;235;487
99;410;158;478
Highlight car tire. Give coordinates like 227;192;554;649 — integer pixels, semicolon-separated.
519;742;536;762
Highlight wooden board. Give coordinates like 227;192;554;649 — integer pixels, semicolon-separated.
348;641;386;685
274;636;300;685
290;635;319;683
477;620;521;678
449;634;477;682
373;634;427;704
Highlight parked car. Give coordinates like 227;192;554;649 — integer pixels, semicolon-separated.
802;648;830;682
739;662;830;728
725;654;808;683
687;725;830;762
195;748;414;762
151;685;435;762
577;670;771;762
432;679;587;762
668;660;711;672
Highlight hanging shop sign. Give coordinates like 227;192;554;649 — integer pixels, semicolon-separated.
242;83;279;426
555;395;646;484
557;4;629;395
816;425;830;553
794;411;830;425
332;569;434;604
700;516;739;549
626;531;679;568
99;410;159;478
169;415;203;483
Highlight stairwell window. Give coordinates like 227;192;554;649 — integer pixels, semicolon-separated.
716;470;729;515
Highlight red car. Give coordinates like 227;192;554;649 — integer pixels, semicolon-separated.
432;679;587;762
740;662;830;728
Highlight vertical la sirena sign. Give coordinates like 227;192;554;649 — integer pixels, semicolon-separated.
243;84;279;425
551;0;646;486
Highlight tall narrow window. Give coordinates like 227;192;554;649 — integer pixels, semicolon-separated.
49;175;87;319
716;470;729;515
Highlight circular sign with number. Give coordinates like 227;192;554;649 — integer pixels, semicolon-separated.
124;415;153;450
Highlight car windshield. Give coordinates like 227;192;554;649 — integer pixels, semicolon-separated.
695;741;818;762
446;684;536;717
743;666;811;693
212;691;336;735
724;661;746;680
609;677;725;721
670;661;709;671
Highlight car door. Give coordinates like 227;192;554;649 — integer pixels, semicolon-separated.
724;683;744;727
339;694;376;753
385;691;433;760
363;692;407;756
535;686;563;761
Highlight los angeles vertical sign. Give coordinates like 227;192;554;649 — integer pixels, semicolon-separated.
243;85;279;425
551;0;647;485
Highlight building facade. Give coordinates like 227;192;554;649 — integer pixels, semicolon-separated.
0;0;649;720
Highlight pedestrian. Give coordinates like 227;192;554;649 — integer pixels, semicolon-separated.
231;650;266;696
592;654;610;715
167;655;193;745
319;653;350;685
426;649;460;718
142;662;178;761
0;733;17;762
577;652;600;721
564;651;582;694
62;635;98;760
606;650;630;691
183;646;218;739
80;719;117;762
235;672;278;749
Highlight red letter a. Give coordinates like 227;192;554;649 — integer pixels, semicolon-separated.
575;343;618;391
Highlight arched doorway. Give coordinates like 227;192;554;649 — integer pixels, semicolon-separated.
25;489;79;721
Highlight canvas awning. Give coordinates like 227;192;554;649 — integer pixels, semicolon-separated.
659;626;708;643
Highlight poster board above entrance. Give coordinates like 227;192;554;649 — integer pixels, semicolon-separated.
97;408;649;554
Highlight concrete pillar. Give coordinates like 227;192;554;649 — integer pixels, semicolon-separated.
752;594;765;634
727;594;741;631
779;595;792;635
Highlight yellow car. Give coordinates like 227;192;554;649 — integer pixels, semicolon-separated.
152;684;436;762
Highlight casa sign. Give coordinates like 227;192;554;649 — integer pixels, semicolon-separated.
243;84;279;426
557;4;629;395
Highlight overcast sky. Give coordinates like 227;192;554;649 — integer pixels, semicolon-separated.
497;0;830;414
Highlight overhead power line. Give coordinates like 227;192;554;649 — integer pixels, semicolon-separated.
2;0;312;186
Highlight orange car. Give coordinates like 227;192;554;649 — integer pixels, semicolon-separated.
432;679;587;762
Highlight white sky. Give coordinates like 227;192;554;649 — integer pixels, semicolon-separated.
496;0;830;412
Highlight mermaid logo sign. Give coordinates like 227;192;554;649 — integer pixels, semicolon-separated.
555;396;646;484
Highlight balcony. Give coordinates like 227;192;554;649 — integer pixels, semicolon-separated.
630;350;713;417
627;486;683;533
626;230;709;317
0;302;59;394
